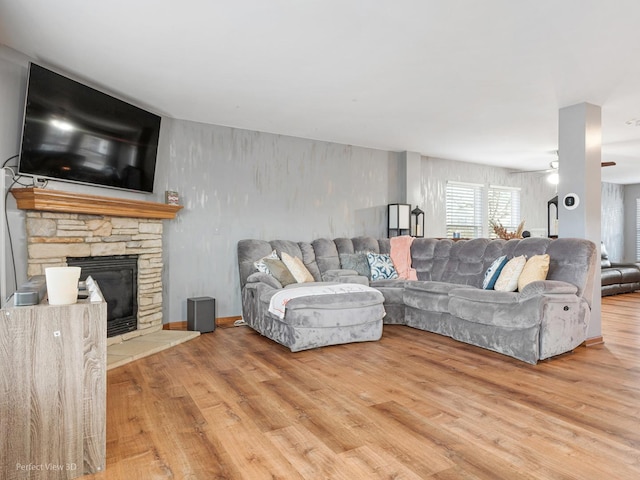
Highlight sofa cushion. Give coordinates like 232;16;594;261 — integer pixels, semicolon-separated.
440;238;496;287
370;279;410;304
518;254;550;291
238;240;277;288
601;268;622;286
404;281;473;313
494;255;527;292
353;236;385;254
270;240;304;261
448;287;542;329
246;271;283;289
298;242;322;281
312;238;341;274
410;238;454;281
367;252;398;280
616;265;640;282
333;238;355;255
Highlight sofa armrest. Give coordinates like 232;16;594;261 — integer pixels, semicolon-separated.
518;280;578;300
322;269;369;285
246;271;283;290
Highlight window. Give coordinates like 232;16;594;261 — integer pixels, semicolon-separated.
446;181;484;238
488;186;521;237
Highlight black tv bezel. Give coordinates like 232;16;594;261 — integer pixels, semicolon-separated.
17;62;161;194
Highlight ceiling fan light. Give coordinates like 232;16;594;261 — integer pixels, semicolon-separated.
547;172;559;184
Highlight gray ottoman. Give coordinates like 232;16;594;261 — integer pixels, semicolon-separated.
249;282;386;352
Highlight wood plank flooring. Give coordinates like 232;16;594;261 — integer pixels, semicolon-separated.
85;294;640;479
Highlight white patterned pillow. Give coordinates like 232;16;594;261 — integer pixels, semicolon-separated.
254;250;278;274
366;252;399;281
494;255;527;292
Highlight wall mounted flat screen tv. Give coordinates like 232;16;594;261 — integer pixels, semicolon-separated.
18;63;161;193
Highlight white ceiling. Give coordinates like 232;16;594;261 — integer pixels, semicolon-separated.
2;0;640;183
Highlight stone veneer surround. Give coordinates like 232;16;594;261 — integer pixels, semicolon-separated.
25;211;165;345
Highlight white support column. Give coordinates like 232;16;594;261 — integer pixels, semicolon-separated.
558;103;602;340
399;151;422;234
402;151;421;208
0;169;6;307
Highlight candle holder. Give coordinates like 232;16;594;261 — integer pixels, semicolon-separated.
411;206;425;238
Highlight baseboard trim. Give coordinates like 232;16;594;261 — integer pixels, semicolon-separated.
583;336;605;347
216;316;243;328
163;321;187;330
162;316;243;331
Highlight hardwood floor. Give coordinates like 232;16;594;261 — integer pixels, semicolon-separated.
85;294;640;479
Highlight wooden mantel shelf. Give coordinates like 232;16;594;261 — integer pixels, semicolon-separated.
11;187;183;219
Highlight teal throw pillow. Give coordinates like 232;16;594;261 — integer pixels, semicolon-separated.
482;255;508;290
339;253;371;279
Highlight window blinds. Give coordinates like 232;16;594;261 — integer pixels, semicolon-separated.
446;181;484;238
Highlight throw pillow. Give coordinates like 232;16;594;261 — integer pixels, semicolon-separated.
339;252;371;279
254;250;278;274
482;255;508;290
366;252;399;281
518;254;550;291
494;255;527;292
262;258;297;286
281;251;315;283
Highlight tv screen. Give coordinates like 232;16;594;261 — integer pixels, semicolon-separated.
18;63;160;193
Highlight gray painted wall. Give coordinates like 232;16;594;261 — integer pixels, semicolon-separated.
0;47;29;302
418;157;556;238
601;182;624;262
155;118;402;320
624;184;640;262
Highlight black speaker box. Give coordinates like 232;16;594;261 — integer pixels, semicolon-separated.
187;297;216;333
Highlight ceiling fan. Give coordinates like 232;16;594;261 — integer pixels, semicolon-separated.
518;159;617;174
512;149;617;174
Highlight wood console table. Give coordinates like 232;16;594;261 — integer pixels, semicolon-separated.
0;287;107;479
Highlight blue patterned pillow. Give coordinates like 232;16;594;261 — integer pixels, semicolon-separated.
366;252;398;281
482;255;508;289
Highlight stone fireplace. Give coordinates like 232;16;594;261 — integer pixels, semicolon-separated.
12;187;182;346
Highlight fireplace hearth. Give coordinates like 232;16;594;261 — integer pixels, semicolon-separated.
67;255;138;337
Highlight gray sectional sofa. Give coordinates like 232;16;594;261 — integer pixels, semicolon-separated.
237;236;597;364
